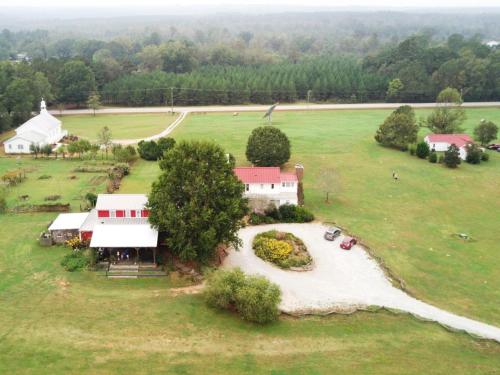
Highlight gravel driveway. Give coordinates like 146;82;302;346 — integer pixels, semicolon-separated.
224;223;500;342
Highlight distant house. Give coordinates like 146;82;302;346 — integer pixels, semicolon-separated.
424;134;473;160
3;99;67;154
233;165;303;209
485;40;499;48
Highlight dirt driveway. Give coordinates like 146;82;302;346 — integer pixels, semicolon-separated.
224;223;500;342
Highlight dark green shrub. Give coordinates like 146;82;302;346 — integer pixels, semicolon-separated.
85;192;98;207
416;141;430;159
438;155;444;164
61;250;90;272
465;143;482;164
249;212;275;225
481;152;490;162
443;144;461;168
205;268;281;323
137;140;160;161
278;204;314;223
428;152;438;163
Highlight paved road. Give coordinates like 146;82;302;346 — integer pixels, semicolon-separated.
51;102;500;116
224;223;500;342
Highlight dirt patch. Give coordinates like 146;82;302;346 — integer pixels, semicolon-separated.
169;283;205;297
89;175;107;186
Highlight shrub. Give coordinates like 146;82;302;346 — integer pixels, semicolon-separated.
61;250;90;272
112;144;137;163
443;144;461;168
252;230;311;269
465;143;482;164
438;155;444;164
428;152;438;163
481;152;490;162
85;192;98;207
0;188;7;213
408;143;417;156
278;204;314;223
137;140;160;160
249;212;275;225
204;268;281;323
416;141;430;159
38;174;52;180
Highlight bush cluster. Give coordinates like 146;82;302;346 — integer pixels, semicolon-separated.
112;144;137;163
137;137;176;161
61;250;90;272
204;268;281;324
265;204;315;223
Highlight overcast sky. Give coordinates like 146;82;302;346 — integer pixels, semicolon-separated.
1;0;499;8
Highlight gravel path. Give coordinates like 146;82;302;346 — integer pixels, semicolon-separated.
224;223;500;342
114;111;187;145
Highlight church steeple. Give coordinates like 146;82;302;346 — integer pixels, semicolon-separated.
40;98;47;113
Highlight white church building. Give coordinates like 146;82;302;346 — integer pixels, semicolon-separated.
3;99;67;154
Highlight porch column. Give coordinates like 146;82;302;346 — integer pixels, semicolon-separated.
153;247;156;265
135;248;139;264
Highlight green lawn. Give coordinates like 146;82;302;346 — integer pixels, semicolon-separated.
60;113;177;140
170;108;500;325
1;109;499;373
0;212;498;374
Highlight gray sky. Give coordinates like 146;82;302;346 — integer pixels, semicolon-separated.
0;0;499;7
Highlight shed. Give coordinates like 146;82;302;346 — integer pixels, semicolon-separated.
48;212;89;244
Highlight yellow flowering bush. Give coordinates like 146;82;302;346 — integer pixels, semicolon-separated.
254;237;292;262
66;236;83;250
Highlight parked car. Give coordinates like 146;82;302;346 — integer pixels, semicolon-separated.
487;144;500;151
324;227;341;241
340;236;357;250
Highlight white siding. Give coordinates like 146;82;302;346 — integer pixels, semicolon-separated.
4;138;32;154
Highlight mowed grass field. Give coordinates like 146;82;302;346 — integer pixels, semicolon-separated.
0;109;499;373
0;213;499;374
170;109;500;325
60;113;177;140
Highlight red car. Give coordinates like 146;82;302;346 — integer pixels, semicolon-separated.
340;237;357;250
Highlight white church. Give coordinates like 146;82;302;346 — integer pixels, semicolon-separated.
3;99;67;154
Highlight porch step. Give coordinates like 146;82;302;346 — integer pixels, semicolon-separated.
106;263;167;278
109;264;139;271
108;275;138;279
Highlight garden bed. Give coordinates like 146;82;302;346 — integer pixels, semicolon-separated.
252;230;312;270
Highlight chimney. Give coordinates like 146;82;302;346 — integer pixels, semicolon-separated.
295;163;304;181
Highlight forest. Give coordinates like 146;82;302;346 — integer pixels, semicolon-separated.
0;10;499;131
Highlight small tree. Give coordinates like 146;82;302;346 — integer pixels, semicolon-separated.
386;78;404;102
157;137;176;156
41;144;53;158
443;144;461;168
112;144;137;163
465;143;482;164
374;105;418;150
97;126;112;159
426;87;466;134
148;141;248;263
246;126;291;167
473;120;498;146
85;192;98;207
416;141;430;159
87;92;101;116
29;143;41;159
137;140;160;161
429;151;438;163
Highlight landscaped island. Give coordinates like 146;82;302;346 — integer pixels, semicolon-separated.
253;230;312;270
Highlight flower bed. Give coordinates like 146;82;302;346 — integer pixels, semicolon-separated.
252;230;312;270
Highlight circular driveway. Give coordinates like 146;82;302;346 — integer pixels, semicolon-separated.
224;223;500;341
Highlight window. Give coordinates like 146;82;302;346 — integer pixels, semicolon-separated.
271;184;274;189
260;184;264;189
136;210;142;218
8;144;12;149
18;144;24;150
245;184;249;192
282;182;285;187
282;182;294;188
110;210;116;218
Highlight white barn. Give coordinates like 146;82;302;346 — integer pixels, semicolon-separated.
3;99;67;154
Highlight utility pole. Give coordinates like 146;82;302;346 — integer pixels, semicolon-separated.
170;87;174;115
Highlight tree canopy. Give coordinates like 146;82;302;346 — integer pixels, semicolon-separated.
474;120;498;145
246;126;291;167
148;141;248;263
426;88;466;134
374;105;419;150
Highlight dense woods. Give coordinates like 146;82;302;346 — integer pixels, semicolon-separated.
0;11;498;130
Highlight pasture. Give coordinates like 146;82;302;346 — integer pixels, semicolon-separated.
0;108;499;373
60;113;176;140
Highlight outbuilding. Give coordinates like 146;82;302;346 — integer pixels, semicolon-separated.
48;212;89;244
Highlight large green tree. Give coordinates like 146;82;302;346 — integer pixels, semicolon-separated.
473;120;498;145
148;141;247;263
374;105;418;150
57;60;96;105
426;87;466;134
246;126;291;166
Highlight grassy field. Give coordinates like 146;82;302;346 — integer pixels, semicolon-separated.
0;212;499;374
60;113;177;140
169;108;500;325
0;157;109;209
0;108;499;373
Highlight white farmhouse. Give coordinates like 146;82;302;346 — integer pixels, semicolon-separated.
234;166;302;209
3;99;67;154
424;134;473;160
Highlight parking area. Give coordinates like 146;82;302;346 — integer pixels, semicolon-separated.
224;223;500;341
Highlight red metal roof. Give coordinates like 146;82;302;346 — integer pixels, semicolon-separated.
426;134;473;148
234;167;297;184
